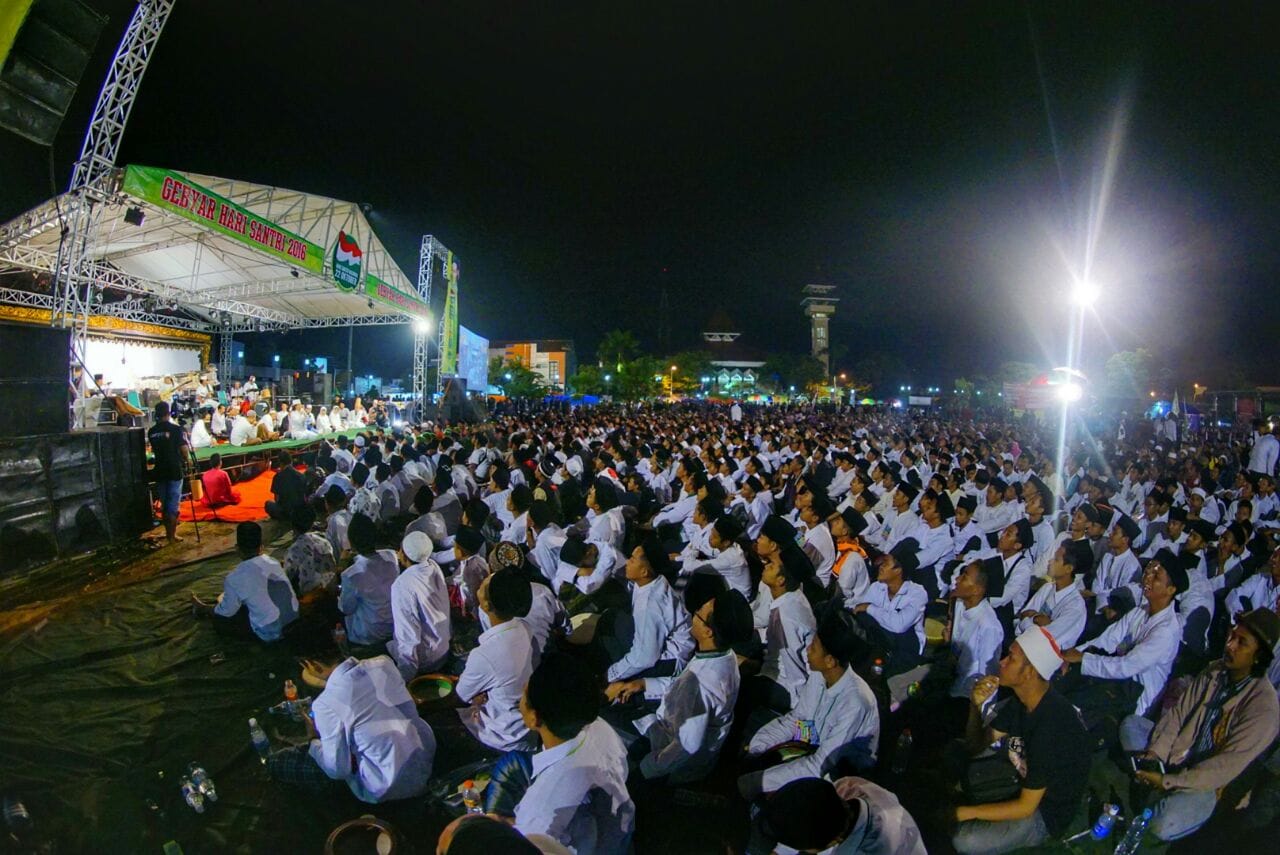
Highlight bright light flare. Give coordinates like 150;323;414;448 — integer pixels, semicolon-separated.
1070;278;1100;307
1057;382;1084;403
413;318;431;335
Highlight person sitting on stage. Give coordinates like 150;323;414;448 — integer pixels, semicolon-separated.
211;404;228;437
191;521;298;642
256;409;281;443
229;409;262;446
190;410;215;449
200;453;241;509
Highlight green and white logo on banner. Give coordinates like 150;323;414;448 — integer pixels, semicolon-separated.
333;230;363;290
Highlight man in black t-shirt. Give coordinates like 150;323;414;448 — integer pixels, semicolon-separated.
266;450;307;521
147;402;190;544
952;626;1090;853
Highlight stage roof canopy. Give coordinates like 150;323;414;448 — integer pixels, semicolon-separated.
0;165;429;334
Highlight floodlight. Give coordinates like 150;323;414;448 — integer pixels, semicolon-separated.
413;318;430;335
1070;279;1100;307
1058;382;1084;403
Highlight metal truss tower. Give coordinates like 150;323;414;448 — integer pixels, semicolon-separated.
414;234;453;412
52;0;175;424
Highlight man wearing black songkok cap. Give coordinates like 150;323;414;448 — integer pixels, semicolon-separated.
598;535;695;685
739;608;879;798
849;539;929;676
1059;550;1184;742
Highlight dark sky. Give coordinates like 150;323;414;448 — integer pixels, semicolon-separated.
2;1;1277;384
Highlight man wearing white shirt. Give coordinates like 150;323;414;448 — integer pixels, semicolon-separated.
191;522;298;642
1084;515;1143;623
388;532;451;681
800;497;838;587
685;515;753;598
525;500;568;583
1060;554;1185;735
602;539;694;683
338;514;398;646
973;479;1019;536
229;410;260;446
1248;420;1279;475
501;484;533;545
852;541;928;677
1226;547;1280;618
946;559;1005;700
505;656;634;854
1016;541;1090;650
457;567;537;752
740;610;880;798
988;519;1036;645
267;655;435;803
607;588;754;783
749;527;819;712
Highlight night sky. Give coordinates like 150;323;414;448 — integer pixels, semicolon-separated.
2;2;1277;385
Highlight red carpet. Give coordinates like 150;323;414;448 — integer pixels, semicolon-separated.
178;469;277;523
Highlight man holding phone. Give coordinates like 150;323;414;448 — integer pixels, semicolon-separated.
1128;609;1280;841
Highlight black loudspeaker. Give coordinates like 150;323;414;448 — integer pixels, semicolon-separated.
0;0;108;145
313;372;333;404
0;323;69;436
278;373;294;399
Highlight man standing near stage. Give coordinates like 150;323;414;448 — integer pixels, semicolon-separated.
148;401;190;545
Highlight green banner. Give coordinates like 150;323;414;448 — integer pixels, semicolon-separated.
365;273;429;319
122;165;324;274
439;252;460;375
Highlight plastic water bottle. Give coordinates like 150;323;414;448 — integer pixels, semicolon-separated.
1113;807;1153;855
284;679;298;702
871;658;884;677
1091;803;1120;840
889;682;921;713
333;622;349;655
187;764;217;802
461;779;483;814
249;718;271;764
179;778;205;814
890;729;913;775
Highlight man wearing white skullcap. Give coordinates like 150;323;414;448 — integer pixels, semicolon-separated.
389;530;451;681
951;626;1091;854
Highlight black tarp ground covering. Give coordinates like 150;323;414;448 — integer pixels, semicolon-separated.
0;541;479;854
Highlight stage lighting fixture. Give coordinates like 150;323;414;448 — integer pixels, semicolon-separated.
413;318;430;335
367;299;375;310
124;206;145;227
290;269;300;278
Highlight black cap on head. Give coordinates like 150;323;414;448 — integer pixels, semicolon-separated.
448;815;541;855
762;778;852;852
529;500;555;530
714;514;744;542
1115;515;1141;543
487;565;533;619
896;481;919;502
839;507;868;536
888;539;920;574
934;491;955;519
347;512;377;553
761;514;798;547
989;477;1008;493
957;495;978;513
1168;506;1188;523
455;525;485;555
558;535;587;566
1149;549;1188;594
707;589;754;649
640;534;676;580
1012;518;1034;551
1187;518;1216;543
979;555;1005;599
814;607;865;666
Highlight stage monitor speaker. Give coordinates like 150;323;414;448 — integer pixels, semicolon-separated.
0;323;69;436
0;0;108;146
278;373;294;399
313;372;333;405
